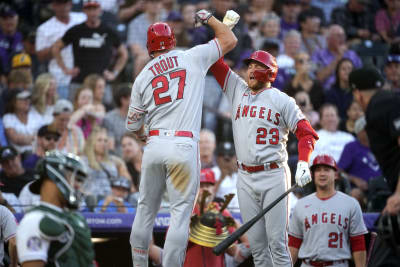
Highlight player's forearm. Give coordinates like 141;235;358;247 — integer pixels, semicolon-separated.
8;237;18;267
207;16;237;56
353;250;366;267
289;246;299;264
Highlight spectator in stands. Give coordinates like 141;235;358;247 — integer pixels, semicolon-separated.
0;4;23;86
3;89;40;155
284;51;325;111
0;119;7;147
338;100;363;135
375;0;400;45
0;146;34;197
35;0;86;99
22;124;60;171
212;141;239;211
70;86;105;139
118;0;145;23
325;58;354;120
121;133;142;192
22;31;43;80
338;116;382;193
294;91;319;127
81;126;131;198
181;3;197;43
298;0;326;28
276;30;302;90
82;73;106;110
383;53;400;94
103;84;130;155
298;9;326;56
280;0;301;39
312;24;362;90
253;12;281;50
310;0;345;24
311;103;355;162
331;0;378;44
200;129;217;169
10;53;33;78
166;11;192;49
96;176;135;213
51;99;85;155
53;0;128;102
127;0;165;77
29;73;58;126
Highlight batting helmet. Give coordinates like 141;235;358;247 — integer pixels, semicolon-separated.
310;154;338;173
146;22;176;56
200;168;216;184
243;50;278;83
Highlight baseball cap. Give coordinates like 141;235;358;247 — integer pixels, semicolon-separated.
349;67;385;91
0;4;17;17
0;146;18;162
11;53;32;69
354;116;366;135
166;11;183;22
200;169;215;184
38;125;61;138
386;54;400;64
83;0;100;8
111;177;131;190
53;99;73;115
216;142;235;157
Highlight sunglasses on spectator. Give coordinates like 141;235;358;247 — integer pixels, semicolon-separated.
44;135;60;142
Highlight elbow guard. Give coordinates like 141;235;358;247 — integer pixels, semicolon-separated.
296;120;319;162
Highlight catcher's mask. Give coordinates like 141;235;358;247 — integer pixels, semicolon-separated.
189;193;235;248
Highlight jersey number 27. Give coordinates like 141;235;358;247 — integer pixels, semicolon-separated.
152;70;186;106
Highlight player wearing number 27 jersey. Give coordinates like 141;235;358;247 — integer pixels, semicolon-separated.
126;11;237;267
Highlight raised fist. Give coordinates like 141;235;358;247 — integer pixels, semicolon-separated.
223;10;240;30
195;9;212;27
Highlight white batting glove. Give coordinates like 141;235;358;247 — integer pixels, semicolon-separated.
223;10;240;30
195;9;213;27
295;161;312;187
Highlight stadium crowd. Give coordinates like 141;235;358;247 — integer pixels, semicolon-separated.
0;0;399;265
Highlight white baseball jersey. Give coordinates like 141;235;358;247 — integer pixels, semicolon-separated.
126;39;222;136
0;205;17;267
288;192;368;261
219;71;305;164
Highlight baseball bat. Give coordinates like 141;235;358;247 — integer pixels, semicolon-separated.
213;184;299;255
366;231;377;267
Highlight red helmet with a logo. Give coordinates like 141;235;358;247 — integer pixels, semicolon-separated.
200;169;215;184
146;22;176;56
310;154;338;173
243;50;278;83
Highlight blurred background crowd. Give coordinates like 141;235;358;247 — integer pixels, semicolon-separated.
0;0;398;218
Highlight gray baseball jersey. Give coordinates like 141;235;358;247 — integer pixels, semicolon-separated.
0;205;17;267
127;39;222;137
289;192;368;261
220;72;305;164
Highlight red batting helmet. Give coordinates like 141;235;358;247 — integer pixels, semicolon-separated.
146;22;176;56
243;50;278;83
200;169;215;184
310;154;338;173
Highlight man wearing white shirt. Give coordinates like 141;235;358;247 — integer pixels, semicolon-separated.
35;0;86;99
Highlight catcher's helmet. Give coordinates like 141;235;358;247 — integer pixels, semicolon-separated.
243;50;278;83
30;151;88;209
310;154;338;173
146;22;176;56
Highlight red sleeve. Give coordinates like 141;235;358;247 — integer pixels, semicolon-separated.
295;119;319;162
288;234;303;249
209;56;230;90
350;234;366;252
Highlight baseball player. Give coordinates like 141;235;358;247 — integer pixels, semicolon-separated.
209;13;319;267
288;154;368;267
0;205;17;267
16;151;95;267
126;10;238;267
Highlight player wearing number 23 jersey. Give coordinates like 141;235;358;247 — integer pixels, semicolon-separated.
210;51;319;267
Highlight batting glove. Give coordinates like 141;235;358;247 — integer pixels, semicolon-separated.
223;10;240;30
295;161;312;187
195;9;212;27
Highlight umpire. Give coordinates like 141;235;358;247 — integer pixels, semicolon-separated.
349;67;400;215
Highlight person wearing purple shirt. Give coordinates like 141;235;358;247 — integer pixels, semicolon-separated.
0;4;23;79
312;24;362;90
279;0;301;39
338;116;381;192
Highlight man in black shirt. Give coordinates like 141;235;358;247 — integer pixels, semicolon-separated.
52;0;128;98
349;67;400;215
